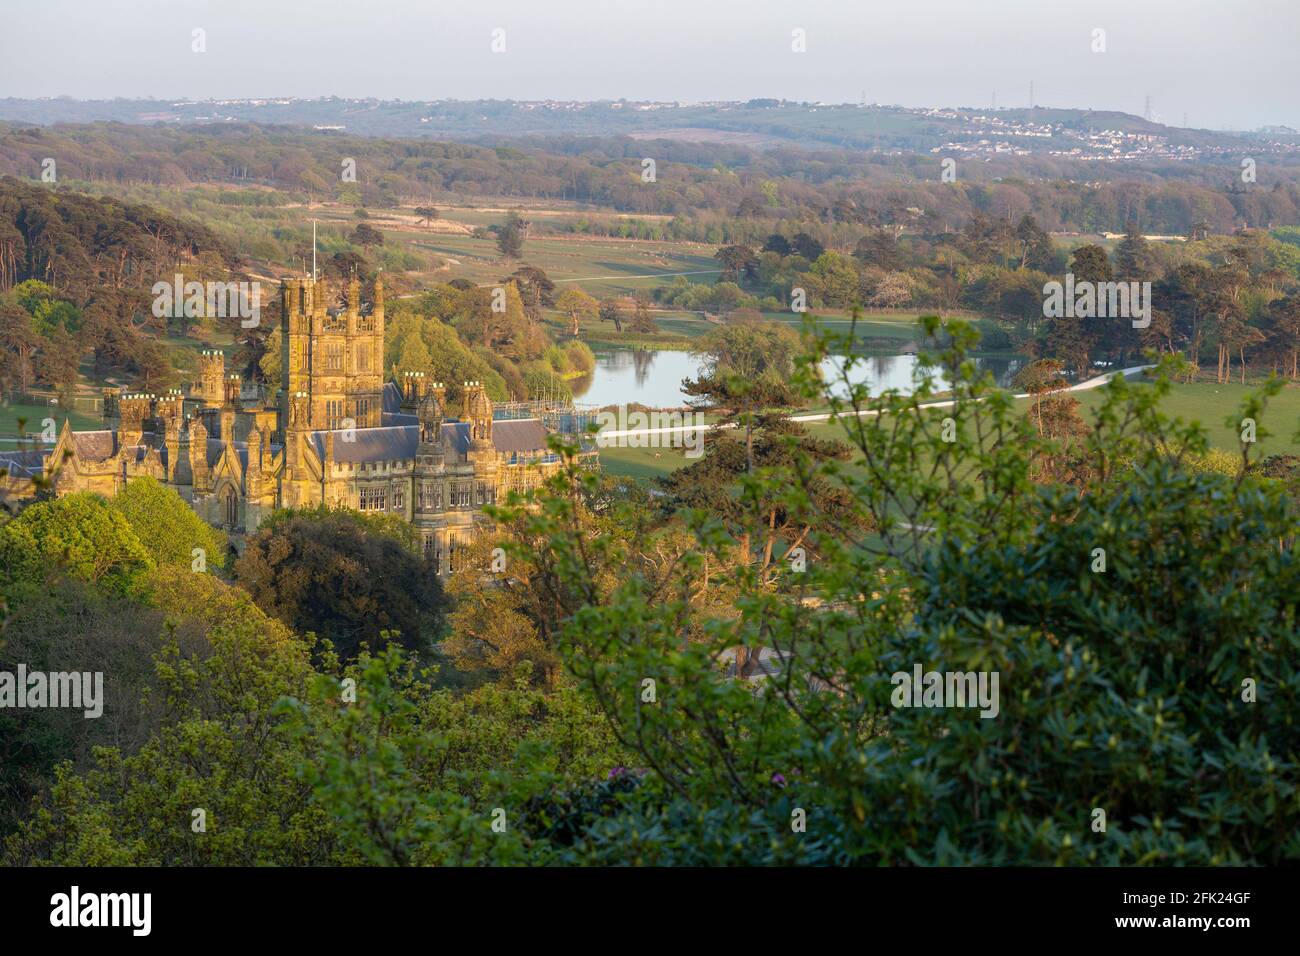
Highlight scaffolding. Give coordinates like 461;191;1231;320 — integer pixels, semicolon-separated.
492;400;600;437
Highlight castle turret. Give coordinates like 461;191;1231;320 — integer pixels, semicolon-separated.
285;391;309;477
246;426;263;497
188;414;210;494
346;274;361;335
157;390;183;439
401;371;428;412
198;350;225;407
462;381;493;448
418;382;445;447
282;276;301;319
157;391;183;479
118;393;154;448
102;387;121;428
174;414;194;487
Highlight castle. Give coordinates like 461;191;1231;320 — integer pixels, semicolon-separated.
11;275;586;573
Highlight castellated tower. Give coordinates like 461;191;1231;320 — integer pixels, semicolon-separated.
156;389;184;439
157;390;184;479
197;350;226;407
278;274;385;439
118;393;154;448
101;387;121;428
462;381;494;448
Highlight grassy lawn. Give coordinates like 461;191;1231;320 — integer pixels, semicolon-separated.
597;378;1300;480
1071;379;1300;457
0;401;100;440
764;310;933;342
540;309;706;349
407;232;721;298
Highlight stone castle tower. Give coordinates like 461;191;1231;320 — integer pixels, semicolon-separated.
28;270;592;572
279;274;385;436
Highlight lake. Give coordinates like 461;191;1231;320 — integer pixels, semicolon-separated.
569;349;1021;408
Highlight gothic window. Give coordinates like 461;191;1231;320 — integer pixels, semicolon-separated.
359;485;388;511
392;485;404;510
326;343;343;371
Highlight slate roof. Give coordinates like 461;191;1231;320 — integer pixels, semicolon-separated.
312;425;419;463
309;418;551;463
382;381;403;413
490;419;550;454
0;448;47;478
206;439;246;470
72;431;115;461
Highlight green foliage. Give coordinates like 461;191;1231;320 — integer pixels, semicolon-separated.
495;212;525;260
2;629;630;865
543;344;570;375
385;310;510;403
495;317;1300;864
564;339;596;374
110;476;227;571
0;492;154;597
3;621;330;865
235;508;446;660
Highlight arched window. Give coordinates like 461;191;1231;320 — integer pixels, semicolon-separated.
224;487;238;529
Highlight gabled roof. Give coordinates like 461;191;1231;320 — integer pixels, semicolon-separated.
71;430;115;461
206;438;246;471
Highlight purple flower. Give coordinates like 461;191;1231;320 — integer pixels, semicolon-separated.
771;773;787;787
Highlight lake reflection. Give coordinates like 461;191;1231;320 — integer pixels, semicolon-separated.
570;349;1020;408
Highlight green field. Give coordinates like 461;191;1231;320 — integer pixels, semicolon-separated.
407;232;721;298
597;380;1300;480
1071;379;1300;456
0;401;100;440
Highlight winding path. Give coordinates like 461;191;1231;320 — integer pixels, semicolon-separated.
595;365;1155;440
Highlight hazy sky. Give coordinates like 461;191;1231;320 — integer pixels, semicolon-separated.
1;0;1296;129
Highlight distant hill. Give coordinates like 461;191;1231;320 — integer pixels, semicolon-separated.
3;121;1299;237
1;97;1293;160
